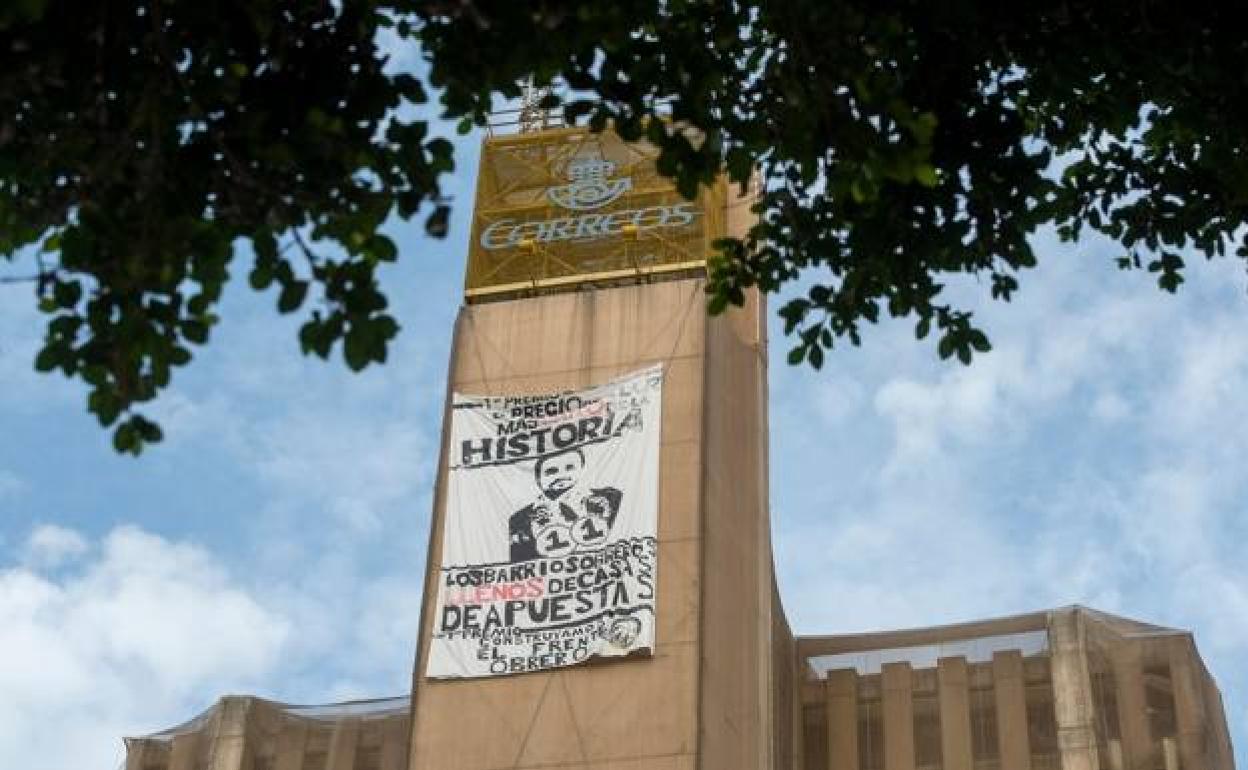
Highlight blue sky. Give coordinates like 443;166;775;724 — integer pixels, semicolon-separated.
3;122;1248;768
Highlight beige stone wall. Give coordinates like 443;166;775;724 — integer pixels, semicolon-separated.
697;285;776;770
408;276;779;769
795;607;1238;770
406;268;789;768
407;163;783;769
123;696;410;770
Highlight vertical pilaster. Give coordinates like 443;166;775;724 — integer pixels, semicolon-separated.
882;662;915;770
1050;609;1101;770
1161;738;1180;770
326;719;361;770
826;668;859;770
789;651;806;770
1105;739;1124;770
938;657;973;769
273;722;308;770
993;651;1032;770
168;733;199;770
124;740;150;770
1111;643;1153;770
1168;636;1209;770
380;716;407;770
207;697;253;770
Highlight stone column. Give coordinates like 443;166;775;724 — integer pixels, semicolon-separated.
1168;636;1209;770
993;650;1031;770
326;719;360;770
168;733;199;770
1050;608;1100;770
273;722;308;770
938;657;973;769
1111;642;1153;770
124;740;150;770
826;669;859;770
206;697;253;770
380;716;407;770
882;662;915;770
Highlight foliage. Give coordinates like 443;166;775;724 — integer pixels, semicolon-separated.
1;0;449;452
5;2;1248;452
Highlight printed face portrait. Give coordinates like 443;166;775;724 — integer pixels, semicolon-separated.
535;449;584;499
606;616;642;649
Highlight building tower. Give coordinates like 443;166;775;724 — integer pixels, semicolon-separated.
404;113;789;769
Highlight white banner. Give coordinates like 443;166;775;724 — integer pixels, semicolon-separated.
426;365;663;679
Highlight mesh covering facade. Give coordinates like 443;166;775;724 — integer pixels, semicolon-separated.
463;125;727;301
798;606;1235;770
123;122;1235;770
124;697;409;770
124;607;1234;770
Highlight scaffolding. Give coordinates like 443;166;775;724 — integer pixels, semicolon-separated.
463;125;726;302
123;696;409;770
798;606;1236;770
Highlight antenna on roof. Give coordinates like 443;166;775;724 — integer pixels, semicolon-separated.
518;77;555;133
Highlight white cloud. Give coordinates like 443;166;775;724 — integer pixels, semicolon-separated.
22;524;88;568
0;526;289;770
770;238;1248;765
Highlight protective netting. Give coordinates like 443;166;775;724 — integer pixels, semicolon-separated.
463;126;727;301
125;606;1235;769
123;696;409;770
798;606;1236;770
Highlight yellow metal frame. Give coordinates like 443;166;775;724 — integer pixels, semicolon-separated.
463;125;727;302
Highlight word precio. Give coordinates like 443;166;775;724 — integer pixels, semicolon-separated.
479;202;698;251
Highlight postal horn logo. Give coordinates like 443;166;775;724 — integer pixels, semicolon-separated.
546;156;633;211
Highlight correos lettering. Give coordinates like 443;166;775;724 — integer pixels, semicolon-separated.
479;203;699;251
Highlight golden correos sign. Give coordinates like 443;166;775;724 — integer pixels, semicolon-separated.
464;126;725;300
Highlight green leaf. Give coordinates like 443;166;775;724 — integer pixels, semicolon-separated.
969;330;991;353
133;415;163;443
89;388;123;426
169;346;192;366
808;344;824;370
113;421;138;454
366;235;398;262
34;344;61;372
250;263;274;290
277;281;309;313
726;148;753;183
182;320;210;344
425;205;450;237
254;231;277;262
394;74;427;104
343;328;370;371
